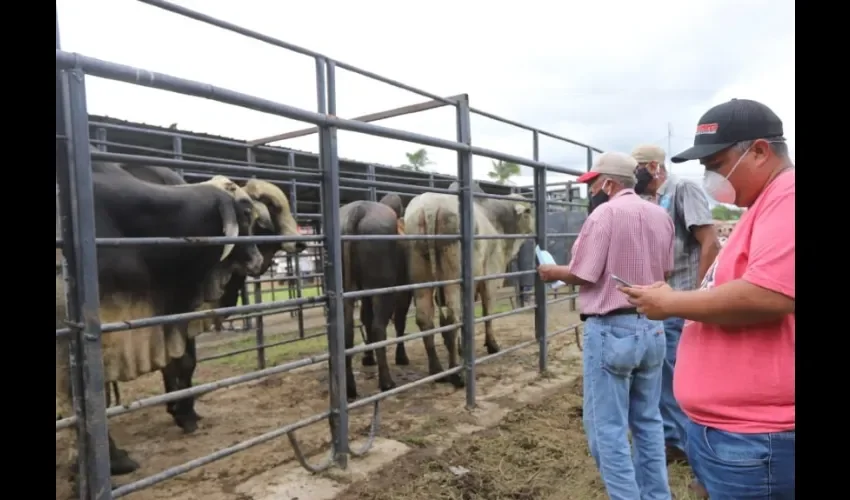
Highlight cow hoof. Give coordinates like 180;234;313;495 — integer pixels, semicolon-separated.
449;373;465;388
486;343;501;355
346;390;358;403
379;380;397;392
395;355;410;366
179;419;198;434
110;454;140;476
361;355;377;367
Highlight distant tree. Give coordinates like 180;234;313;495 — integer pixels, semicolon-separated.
400;148;434;172
711;204;742;221
487;160;521;185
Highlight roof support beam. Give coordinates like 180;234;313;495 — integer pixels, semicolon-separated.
247;94;465;146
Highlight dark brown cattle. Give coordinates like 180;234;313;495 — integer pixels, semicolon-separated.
341;193;412;401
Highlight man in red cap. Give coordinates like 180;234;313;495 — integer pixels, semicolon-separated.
539;152;674;500
620;99;795;499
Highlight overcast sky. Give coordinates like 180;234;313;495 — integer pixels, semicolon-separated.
57;0;795;189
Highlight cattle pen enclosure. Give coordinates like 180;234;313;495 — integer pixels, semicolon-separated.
54;2;697;500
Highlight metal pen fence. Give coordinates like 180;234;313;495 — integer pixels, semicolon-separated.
55;1;601;499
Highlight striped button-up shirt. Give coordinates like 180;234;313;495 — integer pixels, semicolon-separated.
569;189;675;315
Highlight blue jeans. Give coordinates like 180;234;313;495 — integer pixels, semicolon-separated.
660;317;690;451
686;420;795;499
582;315;671;500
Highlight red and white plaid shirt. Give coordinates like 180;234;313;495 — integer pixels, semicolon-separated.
569;189;675;315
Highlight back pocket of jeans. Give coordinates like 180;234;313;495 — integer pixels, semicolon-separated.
641;325;666;370
600;332;642;376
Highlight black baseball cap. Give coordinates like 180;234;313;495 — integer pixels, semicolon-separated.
671;98;785;163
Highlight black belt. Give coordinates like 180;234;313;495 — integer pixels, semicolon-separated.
580;307;639;322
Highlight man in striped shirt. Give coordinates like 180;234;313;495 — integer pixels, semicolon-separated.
538;152;675;500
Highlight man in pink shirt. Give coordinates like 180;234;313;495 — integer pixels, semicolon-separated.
621;99;795;499
538;152;675;500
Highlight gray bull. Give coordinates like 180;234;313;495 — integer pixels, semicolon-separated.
341;194;411;401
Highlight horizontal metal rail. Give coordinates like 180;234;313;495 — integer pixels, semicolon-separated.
55;50;586;176
138;0;603;156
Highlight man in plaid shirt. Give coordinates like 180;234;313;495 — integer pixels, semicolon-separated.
631;144;721;467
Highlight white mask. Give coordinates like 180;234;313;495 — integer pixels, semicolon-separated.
703;145;752;205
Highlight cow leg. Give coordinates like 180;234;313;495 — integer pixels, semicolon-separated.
438;284;465;388
344;298;359;402
109;433;140;475
414;287;443;376
371;296;396;392
393;290;412;366
162;339;201;433
361;300;377;367
479;282;501;354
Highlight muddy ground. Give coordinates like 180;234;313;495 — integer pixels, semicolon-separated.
56;290;587;500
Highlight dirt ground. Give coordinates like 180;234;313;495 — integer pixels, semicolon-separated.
338;376;699;500
55;293;588;500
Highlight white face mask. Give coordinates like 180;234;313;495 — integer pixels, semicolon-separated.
703;145;752;205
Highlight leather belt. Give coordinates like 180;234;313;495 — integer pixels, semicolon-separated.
580;307;639;322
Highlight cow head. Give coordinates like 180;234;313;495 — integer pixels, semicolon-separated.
242;179;307;259
197;176;266;277
510;195;535;232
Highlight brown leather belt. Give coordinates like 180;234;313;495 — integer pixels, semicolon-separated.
580;307;639;322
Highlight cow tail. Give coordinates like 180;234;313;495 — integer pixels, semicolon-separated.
426;207;444;316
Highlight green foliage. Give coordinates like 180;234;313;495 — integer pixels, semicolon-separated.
711;204;742;221
400;148;435;172
487;160;521;184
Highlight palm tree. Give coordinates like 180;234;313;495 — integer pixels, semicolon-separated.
400;148;435;172
487;160;520;185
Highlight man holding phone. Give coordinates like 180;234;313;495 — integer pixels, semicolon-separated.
538;152;675;500
630;144;720;470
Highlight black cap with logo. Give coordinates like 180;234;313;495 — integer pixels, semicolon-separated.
671;98;785;163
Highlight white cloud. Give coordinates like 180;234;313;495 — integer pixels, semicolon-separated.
57;0;794;190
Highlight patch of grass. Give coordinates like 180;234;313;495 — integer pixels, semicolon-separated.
236;285;323;306
203;297;521;372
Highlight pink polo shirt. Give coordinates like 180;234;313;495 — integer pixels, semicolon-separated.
674;170;795;433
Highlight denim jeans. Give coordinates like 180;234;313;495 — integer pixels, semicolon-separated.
660;317;690;451
582;315;671;500
686;420;795;499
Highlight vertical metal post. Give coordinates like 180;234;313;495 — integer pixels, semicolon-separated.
57;61;113;499
586;147;593;172
253;281;266;369
95;128;107;152
366;164;377;202
533;132;549;373
173;136;184;179
428;172;435;188
455;95;476;410
317;57;349;467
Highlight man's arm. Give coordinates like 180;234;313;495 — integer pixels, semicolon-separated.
665;187;794;325
678;181;721;284
692;225;721;283
556;210;612;286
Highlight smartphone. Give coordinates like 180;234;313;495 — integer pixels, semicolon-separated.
610;275;633;288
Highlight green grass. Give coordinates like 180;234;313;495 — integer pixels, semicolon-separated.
236;285;323;306
202;298;518;371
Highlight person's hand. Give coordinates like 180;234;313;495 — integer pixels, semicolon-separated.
537;264;561;282
618;281;675;320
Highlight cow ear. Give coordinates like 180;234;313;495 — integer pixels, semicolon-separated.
218;200;239;262
514;203;529;216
